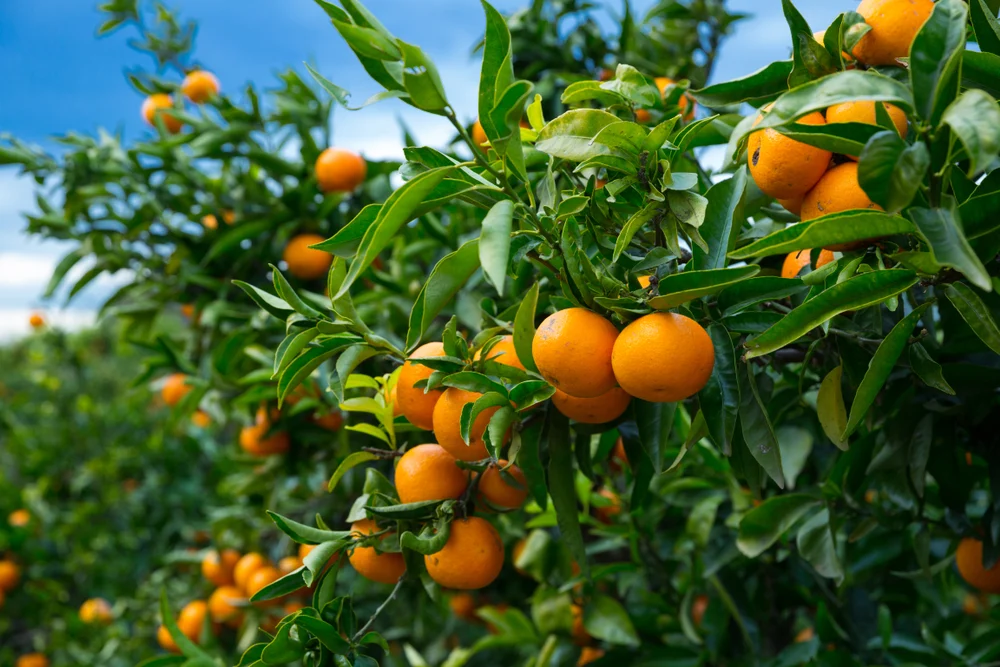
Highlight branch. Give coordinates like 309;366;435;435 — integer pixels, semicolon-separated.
352;574;406;641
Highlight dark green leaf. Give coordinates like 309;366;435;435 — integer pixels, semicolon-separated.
909;206;992;291
858;131;930;214
909;343;955;395
547;409;587;576
648;265;760;310
943;282;1000;353
910;0;967;125
691;61;792;107
796;509;844;583
699;324;740;455
405;239;480;350
737;494;821;557
693;167;747;270
731;211;915;260
737;362;785;488
941;89;1000;176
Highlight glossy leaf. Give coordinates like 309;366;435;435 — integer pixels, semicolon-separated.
716;277;808;316
692;167;747;270
910;0;967;125
909;206;992;291
699;324;740;455
796;509;844;583
405;239;480;350
816;365;848;450
941;89;1000;176
546;410;587;576
944;282;1000;353
648;265;760;310
479;200;513;296
582;595;640;647
512;282;540;373
737;362;785;488
858;131;930;214
737;494;820;558
909;343;956;395
691;61;792;107
730;211;915;260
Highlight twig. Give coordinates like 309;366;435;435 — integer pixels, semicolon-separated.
361;447;402;458
352;575;406;641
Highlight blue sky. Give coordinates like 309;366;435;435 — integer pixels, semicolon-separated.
0;0;848;338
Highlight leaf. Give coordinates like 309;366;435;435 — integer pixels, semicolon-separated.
405;239;480;350
691;61;793;107
784;0;835;87
909;343;955;395
251;567;309;602
546;409;587;576
234;280;293;319
796;509;844;583
692;167;748;270
944;282;1000;354
909;414;933;497
614;203;661;262
267;511;351;545
843;303;932;439
858;131;930;214
910;0;967;125
478;0;514;143
716;277;808;316
744;270;919;358
295;615;352;654
582;595;640;647
737;362;785;488
941;89;1000;176
535;109;630;162
512;282;540;373
816;366;848;450
909;206;992;291
776;120;884;156
633;400;674;475
459;391;508;445
737;494;821;558
972;0;1000;57
730;211;916;259
312;204;381;258
478;200;513;296
648;266;760;310
328;452;380;492
516;419;547;509
778;426;813;491
699;324;740;456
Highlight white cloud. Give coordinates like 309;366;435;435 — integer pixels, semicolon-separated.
0;253;57;288
0;308;97;343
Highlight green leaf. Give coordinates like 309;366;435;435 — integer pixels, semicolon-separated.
972;0;1000;57
546;409;587;576
512;282;539;373
312;204;381;258
582;595;640;647
251;567;308;602
784;0;835;87
478;0;515;144
648;265;760;310
295;615;352;654
909;414;933;497
330;18;402;61
843;303;932;439
44;249;84;298
480;200;513;296
816;365;848;450
328;452;380;492
634;400;674;476
699;324;740;455
941;89;1000;176
730;211;916;260
737;494;821;558
858;131;930;214
716;277;808;316
272;265;325;319
910;0;967;125
234;280;293;319
516;419;547;509
737;362;785;488
445;372;507;396
405;239;481;351
691;61;792;107
267;511;351;545
459;391;508;446
744;270;919;358
909;206;992;291
943;282;1000;354
796;509;844;583
535;109;631;162
776;120;884;156
909;343;955;395
614;202;661;262
693;167;748;270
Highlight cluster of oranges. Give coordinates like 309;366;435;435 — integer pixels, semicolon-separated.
751;0;933;279
157;547;307;653
141;70;220;133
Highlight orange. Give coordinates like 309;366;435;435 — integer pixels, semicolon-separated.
28;313;45;329
449;592;478;622
611;312;714;403
963;593;984;617
202;548;240;587
15;655;49;667
801;162;881;250
9;509;30;527
433;388;506;461
0;560;20;591
79;598;113;624
692;594;709;627
201;210;234;230
477;335;525;370
181;70;220;103
853;0;934;66
635;108;652;123
956;538;1000;593
389;385;400;416
177;599;210;641
397;342;447;430
532;308;619;398
180;304;195;319
610;437;630;471
247;566;283;600
571;604;590;645
348;519;406;585
865;489;878;504
826;101;908;158
424;517;504;590
748;109;831;199
208;586;245;625
278;556;303;573
394;444;469;504
478;460;528;510
553;387;631;424
593;488;622;524
161;373;192;407
780;250;835;279
654;77;694;120
284;601;306;614
637;275;652;289
472;120;488;148
283;233;332;281
233;552;269;592
239;420;290;457
313;410;343;431
778;196;804;216
299;543;317;561
191;410;211;428
578;647;606;666
315;147;367;193
795;627;815;643
157;625;180;653
141;94;183;133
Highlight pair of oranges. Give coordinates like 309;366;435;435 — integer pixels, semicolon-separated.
141;70;220;133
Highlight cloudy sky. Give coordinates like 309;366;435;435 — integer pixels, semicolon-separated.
0;0;847;339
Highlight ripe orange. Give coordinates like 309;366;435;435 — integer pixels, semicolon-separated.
181;70;220;103
202;548;240;587
79;598;113;624
795;626;815;643
801;162;881;250
191;410;211;428
635;108;652;123
201;210;234;230
208;586;245;625
532;308;619;398
9;509;30;527
299;543;316;561
424;517;504;590
0;560;21;591
956;538;1000;593
157;625;179;653
15;655;49;667
654;77;694;120
247;566;283;600
348;519;406;585
778;196;804;216
433;388;505;461
593;488;622;524
283;233;332;281
177;600;210;641
478;460;528;510
141;94;183;133
449;592;478;622
611;312;714;403
28;313;45;329
239;421;291;456
780;249;835;279
472;120;488;148
233;553;269;593
161;373;192;407
853;0;934;66
748;109;831;199
394;444;469;504
578;647;605;666
315;147;367;193
477;335;525;371
552;386;631;424
571;604;590;645
278;556;303;574
313;410;343;431
637;275;652;288
826;101;908;158
397;342;447;430
692;594;709;627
